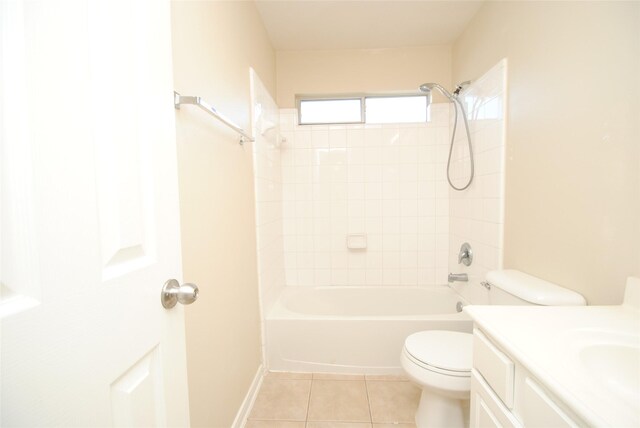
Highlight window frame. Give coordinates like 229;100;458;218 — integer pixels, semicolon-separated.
295;93;430;125
296;94;366;126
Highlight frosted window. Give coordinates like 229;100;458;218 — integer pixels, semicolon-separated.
365;96;428;123
299;99;362;124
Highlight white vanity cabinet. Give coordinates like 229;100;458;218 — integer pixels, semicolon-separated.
470;328;585;428
465;294;640;428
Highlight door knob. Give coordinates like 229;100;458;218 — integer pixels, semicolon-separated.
161;279;199;309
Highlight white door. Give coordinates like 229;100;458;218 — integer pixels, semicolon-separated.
0;0;191;426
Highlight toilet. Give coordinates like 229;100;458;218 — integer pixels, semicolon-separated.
400;270;586;428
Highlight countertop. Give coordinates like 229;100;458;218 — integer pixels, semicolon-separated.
465;304;640;427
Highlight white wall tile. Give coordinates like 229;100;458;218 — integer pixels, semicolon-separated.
418;269;435;286
280;108;451;287
347;129;365;147
400;252;418;269
349;269;367;286
367;234;383;252
399;146;418;163
329;129;347;148
347;251;367;269
332;269;348;286
296;130;312;148
400;269;418;285
399;182;418;200
383;251;401;269
363;165;383;182
366;269;383;285
383;268;400;285
381;146;400;164
298;269;315;286
315;269;331;286
448;59;506;304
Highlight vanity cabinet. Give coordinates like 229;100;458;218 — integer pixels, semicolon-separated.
470;328;584;428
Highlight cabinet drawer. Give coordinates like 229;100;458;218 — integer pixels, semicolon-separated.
473;329;515;408
471;369;522;428
522;378;579;428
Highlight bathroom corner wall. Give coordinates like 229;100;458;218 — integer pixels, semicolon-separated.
453;1;640;304
448;60;507;304
170;2;275;427
279;106;451;287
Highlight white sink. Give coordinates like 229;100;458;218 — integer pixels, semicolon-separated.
563;329;640;407
580;343;640;402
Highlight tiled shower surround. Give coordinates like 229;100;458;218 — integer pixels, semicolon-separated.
251;71;286;313
448;59;507;303
253;60;506;304
279;105;452;287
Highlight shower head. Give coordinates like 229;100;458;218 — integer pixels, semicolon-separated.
419;82;455;101
419;82;436;92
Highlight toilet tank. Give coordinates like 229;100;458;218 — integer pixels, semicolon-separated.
486;270;586;306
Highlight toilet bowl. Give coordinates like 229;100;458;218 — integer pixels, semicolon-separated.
401;269;587;428
401;330;472;428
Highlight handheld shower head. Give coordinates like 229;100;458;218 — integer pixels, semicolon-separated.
419;83;435;92
418;81;475;191
419;82;455;101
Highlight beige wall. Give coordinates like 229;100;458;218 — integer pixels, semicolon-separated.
453;1;640;304
170;1;275;427
276;45;452;107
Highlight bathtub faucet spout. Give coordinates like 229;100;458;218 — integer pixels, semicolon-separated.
448;273;468;283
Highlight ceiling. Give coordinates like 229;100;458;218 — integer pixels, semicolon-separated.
255;0;485;51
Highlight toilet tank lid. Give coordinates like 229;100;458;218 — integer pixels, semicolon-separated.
486;270;586;306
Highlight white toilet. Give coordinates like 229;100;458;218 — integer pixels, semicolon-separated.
401;270;586;428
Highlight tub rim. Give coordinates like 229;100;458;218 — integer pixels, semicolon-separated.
267;284;471;321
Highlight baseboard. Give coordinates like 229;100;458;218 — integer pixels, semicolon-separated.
231;364;265;428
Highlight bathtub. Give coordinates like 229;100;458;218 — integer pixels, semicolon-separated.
266;285;472;375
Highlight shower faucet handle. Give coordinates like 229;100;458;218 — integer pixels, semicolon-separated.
458;242;473;266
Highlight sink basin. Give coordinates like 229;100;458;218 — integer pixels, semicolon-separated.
562;329;640;406
580;343;640;402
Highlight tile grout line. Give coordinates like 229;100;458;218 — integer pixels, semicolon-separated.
304;377;313;427
364;377;373;426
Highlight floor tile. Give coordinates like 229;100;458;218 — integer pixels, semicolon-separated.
307;422;372;428
268;371;313;380
364;374;409;382
372;424;416;428
313;373;365;381
307;380;371;422
248;378;312;421
246;421;305;428
366;381;421;424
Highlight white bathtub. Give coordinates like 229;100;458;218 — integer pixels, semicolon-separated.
266;286;472;375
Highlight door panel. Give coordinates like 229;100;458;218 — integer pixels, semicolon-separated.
89;0;159;281
110;346;166;428
0;0;190;426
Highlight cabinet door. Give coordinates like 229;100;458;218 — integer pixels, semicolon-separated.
522;378;579;428
474;329;515;408
474;392;502;428
471;369;522;428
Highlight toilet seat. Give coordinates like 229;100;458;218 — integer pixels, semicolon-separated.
403;331;473;377
403;348;470;377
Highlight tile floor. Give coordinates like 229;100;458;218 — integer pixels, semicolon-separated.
247;372;420;428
